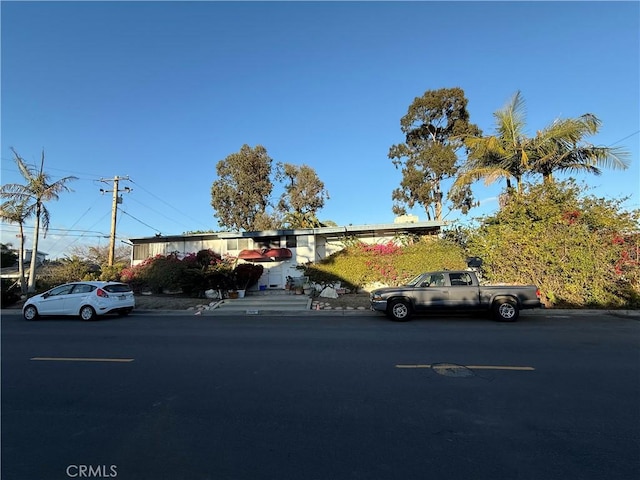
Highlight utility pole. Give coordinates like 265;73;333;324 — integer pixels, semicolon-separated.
100;176;132;266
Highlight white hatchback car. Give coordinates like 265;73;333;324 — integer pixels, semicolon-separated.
23;281;135;321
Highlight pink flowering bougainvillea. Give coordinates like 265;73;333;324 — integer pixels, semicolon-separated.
120;250;235;294
357;241;404;285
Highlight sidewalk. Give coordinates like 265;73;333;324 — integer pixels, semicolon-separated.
136;298;640;318
209;292;312;313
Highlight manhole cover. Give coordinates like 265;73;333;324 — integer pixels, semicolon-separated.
431;363;475;378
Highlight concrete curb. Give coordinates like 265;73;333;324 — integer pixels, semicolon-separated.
3;305;638;319
134;308;375;317
131;308;640;318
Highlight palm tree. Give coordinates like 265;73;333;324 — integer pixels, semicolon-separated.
454;92;629;199
0;200;33;294
454;91;530;196
529;113;629;183
0;148;77;292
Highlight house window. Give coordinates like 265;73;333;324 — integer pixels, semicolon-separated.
133;244;149;261
297;235;310;248
285;236;297;248
226;238;251;251
254;236;280;249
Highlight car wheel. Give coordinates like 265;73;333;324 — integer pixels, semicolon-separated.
388;299;412;322
493;298;519;322
23;305;39;321
79;305;96;321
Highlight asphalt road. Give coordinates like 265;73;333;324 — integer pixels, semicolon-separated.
2;310;639;480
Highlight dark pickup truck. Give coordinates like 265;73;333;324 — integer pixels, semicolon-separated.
370;270;542;322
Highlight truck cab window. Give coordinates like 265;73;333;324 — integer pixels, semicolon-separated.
450;273;473;286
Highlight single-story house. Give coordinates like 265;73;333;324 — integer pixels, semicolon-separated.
0;249;48;282
129;220;444;290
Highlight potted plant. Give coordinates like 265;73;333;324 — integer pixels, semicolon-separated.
232;263;264;298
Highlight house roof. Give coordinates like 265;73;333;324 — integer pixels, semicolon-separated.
129;221;445;244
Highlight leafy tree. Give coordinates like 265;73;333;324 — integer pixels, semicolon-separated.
211;145;274;231
251;211;282;231
455;91;628;198
276;163;329;228
389;87;481;221
0;148;77;292
0;200;33;294
466;180;639;308
39;256;100;288
69;244;131;267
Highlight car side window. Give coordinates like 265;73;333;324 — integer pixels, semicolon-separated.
71;284;95;294
49;285;75;296
421;274;444;287
450;273;473;286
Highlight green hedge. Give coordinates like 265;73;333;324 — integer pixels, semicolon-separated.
466;181;640;308
298;237;467;291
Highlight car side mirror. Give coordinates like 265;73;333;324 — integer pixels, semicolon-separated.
42;292;50;298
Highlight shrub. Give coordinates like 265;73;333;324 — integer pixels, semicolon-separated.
1;244;18;268
120;253;186;293
299;236;467;291
37;257;100;291
233;263;264;290
181;252;236;295
1;278;21;306
100;263;127;282
466;181;640;308
120;250;237;296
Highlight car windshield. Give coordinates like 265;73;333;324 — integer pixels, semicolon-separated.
404;274;424;287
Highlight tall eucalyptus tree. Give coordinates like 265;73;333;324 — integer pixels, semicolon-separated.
389;87;480;221
276;163;329;228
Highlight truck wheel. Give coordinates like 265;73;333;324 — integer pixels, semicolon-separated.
493;298;519;322
388;299;412;322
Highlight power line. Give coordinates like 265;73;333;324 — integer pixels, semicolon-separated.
128;179;211;230
126;195;193;231
608;130;640;147
118;208;162;235
0;157;110;180
0;224;109;235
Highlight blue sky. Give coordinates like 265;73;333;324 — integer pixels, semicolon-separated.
2;1;638;259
